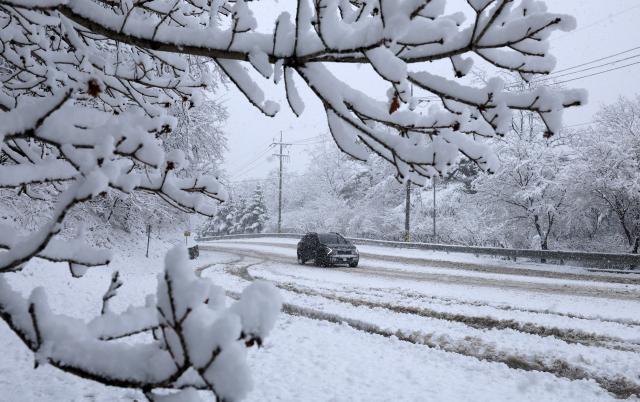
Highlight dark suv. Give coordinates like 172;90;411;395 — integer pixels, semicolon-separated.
297;232;359;267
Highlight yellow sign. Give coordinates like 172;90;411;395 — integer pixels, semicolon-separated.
184;230;191;237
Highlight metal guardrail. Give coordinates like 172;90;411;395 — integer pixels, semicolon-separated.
197;233;640;266
198;233;302;242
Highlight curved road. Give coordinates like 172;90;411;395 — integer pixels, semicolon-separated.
200;241;640;301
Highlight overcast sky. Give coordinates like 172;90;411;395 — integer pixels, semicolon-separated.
219;0;640;184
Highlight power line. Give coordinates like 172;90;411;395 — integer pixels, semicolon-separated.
289;134;326;144
227;143;272;172
418;46;640;102
229;152;271;179
229;145;273;179
228;134;325;183
291;139;330;146
529;54;640;84
225;177;278;185
563;121;594;129
225;173;311;185
552;45;640;75
504;47;640;88
229;131;323;180
505;59;640;89
551;60;640;85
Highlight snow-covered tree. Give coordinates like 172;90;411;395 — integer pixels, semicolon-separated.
241;186;269;233
201;199;239;236
1;0;584;400
230;197;247;234
473;109;570;251
167;99;229;177
569;96;640;252
201;187;269;235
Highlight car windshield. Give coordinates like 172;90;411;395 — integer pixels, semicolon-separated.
318;233;348;244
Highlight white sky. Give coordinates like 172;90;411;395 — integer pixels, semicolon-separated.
220;0;640;183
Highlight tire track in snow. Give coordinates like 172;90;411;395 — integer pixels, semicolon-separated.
194;256;244;277
337;265;640;300
272;271;640;329
200;254;640;399
382;287;640;327
265;263;640;329
270;281;640;353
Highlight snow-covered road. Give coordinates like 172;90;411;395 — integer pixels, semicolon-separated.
202;239;640;300
199;238;640;401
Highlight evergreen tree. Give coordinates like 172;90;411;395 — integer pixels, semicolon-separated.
243;186;269;233
202;200;238;236
232;197;249;234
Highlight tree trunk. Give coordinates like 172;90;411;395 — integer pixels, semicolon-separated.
631;237;639;270
533;215;547;263
540;239;548;263
404;181;411;242
615;210;633;246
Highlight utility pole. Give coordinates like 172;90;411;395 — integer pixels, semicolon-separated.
404;180;411;242
432;176;437;238
272;131;291;233
145;224;151;258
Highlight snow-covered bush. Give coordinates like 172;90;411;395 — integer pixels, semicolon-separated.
1;0;584;399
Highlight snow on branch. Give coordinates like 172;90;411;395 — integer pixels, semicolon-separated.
0;247;282;400
0;92;226;271
0;233;112;268
1;0;584;182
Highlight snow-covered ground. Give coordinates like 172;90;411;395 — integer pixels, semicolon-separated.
199;237;640;401
1;235;639;401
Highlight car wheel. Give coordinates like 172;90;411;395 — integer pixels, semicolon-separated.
297;253;305;265
349;261;358;268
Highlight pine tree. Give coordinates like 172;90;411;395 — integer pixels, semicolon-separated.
232;197;249;234
203;200;238;236
243;186;269;233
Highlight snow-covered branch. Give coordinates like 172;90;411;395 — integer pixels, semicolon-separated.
0;247;281;400
1;0;585;182
0;92;225;271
